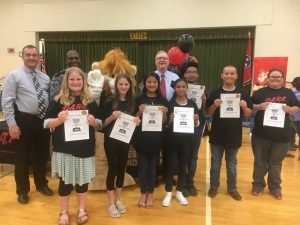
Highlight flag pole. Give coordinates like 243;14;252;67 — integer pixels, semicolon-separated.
248;32;253;95
247;32;254;96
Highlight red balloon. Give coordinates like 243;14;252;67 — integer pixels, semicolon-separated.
168;47;186;66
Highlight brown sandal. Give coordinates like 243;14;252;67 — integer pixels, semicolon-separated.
138;202;146;208
145;202;154;208
145;193;154;208
58;211;70;225
77;209;88;225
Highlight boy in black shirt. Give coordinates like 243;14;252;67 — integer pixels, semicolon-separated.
206;65;252;200
182;61;206;197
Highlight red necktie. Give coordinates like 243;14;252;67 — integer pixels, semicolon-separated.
160;74;166;98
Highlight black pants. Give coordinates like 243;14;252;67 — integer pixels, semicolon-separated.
58;178;88;196
136;151;158;194
104;137;129;191
165;135;191;192
15;112;50;195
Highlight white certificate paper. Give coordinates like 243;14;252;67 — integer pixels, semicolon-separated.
64;110;89;142
187;84;205;109
220;93;241;118
173;107;194;133
263;103;286;128
142;105;163;132
110;113;137;143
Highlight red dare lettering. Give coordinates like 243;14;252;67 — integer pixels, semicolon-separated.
75;104;86;110
265;96;287;103
62;104;87;111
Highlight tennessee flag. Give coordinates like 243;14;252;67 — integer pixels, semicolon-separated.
243;34;252;86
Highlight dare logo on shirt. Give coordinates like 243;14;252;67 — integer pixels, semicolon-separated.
62;103;87;111
265;96;287;103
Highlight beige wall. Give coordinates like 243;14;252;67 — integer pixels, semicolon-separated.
255;0;300;79
1;0;299;81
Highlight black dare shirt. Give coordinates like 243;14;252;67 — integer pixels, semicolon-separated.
252;86;300;142
45;97;99;158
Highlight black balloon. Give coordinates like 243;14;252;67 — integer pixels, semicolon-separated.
168;65;182;77
181;56;198;67
178;34;194;53
180;56;199;76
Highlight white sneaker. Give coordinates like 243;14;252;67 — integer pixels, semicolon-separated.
162;192;172;207
176;191;188;205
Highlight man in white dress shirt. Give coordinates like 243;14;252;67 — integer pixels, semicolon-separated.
154;50;179;101
2;45;53;204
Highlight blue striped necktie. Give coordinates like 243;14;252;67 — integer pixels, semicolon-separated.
31;71;46;119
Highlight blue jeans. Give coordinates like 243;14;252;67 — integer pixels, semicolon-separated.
251;135;289;191
186;124;204;186
249;112;256;133
210;144;238;192
137;152;158;194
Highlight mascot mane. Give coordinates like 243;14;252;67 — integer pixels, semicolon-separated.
99;48;137;77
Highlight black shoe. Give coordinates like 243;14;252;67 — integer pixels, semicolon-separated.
18;194;29;204
252;186;263;196
208;187;218;198
37;185;53;196
270;190;282;200
228;190;242;201
182;188;190;197
189;185;198;196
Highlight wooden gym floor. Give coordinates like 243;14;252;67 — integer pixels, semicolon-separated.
0;128;299;225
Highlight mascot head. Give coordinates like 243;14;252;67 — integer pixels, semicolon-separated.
99;49;137;77
97;49;137;94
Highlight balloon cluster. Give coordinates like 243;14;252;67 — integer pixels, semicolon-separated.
167;34;199;77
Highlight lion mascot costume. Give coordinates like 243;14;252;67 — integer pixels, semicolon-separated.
88;49;137;190
87;48;137;98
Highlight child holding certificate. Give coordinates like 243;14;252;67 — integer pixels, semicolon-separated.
182;61;206;197
162;78;200;207
100;73;140;217
133;72;169;208
251;68;299;200
206;65;252;201
44;67;101;225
